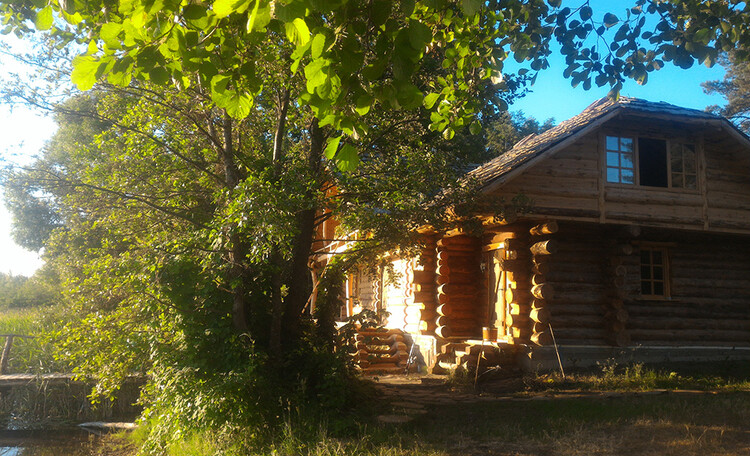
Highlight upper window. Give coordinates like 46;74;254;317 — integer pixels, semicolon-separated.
606;136;635;184
605;135;697;190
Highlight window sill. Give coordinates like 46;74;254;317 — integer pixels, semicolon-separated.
604;182;700;195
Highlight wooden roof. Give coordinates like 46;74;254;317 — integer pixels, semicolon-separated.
472;97;747;193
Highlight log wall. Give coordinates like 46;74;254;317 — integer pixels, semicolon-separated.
435;235;483;339
542;222;750;348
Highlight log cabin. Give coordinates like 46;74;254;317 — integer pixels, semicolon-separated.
319;97;750;372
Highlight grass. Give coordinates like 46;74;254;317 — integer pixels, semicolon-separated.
523;360;750;393
130;391;750;456
0;306;69;374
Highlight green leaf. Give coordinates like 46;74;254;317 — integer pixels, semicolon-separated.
407;20;432;51
311;33;327;59
469;120;481;135
35;6;53;31
285;18;310;46
213;0;250;18
603;13;619;28
461;0;482;16
324;136;341;160
304;58;328;92
423;93;440;109
71;55;101;91
694;28;713;45
579;6;592;21
442;127;455;140
100;23;123;47
356;94;373;115
149;67;171;85
336;144;359;172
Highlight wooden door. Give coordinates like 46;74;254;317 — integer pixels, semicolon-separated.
484;248;507;336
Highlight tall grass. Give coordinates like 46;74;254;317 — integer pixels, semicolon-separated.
0;306;71;374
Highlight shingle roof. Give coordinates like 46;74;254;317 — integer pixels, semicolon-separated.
470;96;725;190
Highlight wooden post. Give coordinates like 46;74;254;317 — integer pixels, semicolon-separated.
0;336;14;375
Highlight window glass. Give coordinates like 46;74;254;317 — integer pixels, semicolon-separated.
621;168;634;183
606;136;619;150
606;135;635;184
607;152;620;167
607;168;620;182
640;247;669;298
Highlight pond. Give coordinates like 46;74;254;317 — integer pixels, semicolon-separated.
0;429;109;455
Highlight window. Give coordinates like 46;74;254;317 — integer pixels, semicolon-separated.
606;136;635;184
640;247;669;298
605;135;697;190
670;143;697;189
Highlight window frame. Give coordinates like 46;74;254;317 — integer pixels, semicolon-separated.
603;132;700;192
639;245;671;300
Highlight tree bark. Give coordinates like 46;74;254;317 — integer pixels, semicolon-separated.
220;113;250;333
281;118;324;341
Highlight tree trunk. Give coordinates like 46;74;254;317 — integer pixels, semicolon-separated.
220;113;250;333
282;118;324;342
270;89;292;359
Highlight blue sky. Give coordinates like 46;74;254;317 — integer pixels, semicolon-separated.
509;50;726;124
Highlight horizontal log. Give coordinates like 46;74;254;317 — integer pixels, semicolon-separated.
628;317;750;331
626;300;749;317
412;283;435;293
506;314;529;327
617;225;641;238
610;264;628;277
437;250;479;262
671;277;750;291
629;328;750;342
508;303;530;316
507;270;531;283
608;320;626;332
531;331;553;346
413;291;436;303
530;306;551;325
437;293;480;306
530;240;559;255
550;328;608;341
531;283;555;300
436;316;480;327
532;261;550;275
436;304;480;319
498;258;527;273
438;283;479;297
438;235;480;247
505;287;531;304
510;327;531;341
437;271;482;285
412;270;435;283
614;243;634;256
436;263;481;277
604;308;629;323
504;238;528;252
607;331;631;347
550;315;605;329
530;221;559;236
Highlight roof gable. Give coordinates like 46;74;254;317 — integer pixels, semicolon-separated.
471;97;747;193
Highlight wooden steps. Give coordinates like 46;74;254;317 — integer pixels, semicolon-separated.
355;328;411;374
433;340;521;374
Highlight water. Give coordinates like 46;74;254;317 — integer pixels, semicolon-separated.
0;429;104;455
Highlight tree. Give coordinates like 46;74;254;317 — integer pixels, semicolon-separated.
485;111;555;155
2;0;750;451
703;52;750;133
